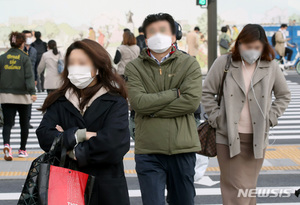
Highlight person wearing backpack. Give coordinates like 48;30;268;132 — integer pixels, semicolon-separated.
275;24;295;65
31;31;47;92
37;40;63;95
219;26;232;55
113;31;140;79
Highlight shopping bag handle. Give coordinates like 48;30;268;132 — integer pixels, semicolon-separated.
59;135;67;167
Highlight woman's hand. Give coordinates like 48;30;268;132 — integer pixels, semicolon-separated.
56;125;64;132
86;132;96;140
31;95;37;102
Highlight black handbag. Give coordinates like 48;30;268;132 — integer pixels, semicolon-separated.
18;134;95;205
219;38;230;49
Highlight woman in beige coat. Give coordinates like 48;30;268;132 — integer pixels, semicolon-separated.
38;40;63;94
202;24;291;205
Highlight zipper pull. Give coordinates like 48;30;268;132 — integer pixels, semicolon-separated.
159;68;162;75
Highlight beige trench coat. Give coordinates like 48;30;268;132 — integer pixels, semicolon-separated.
202;55;291;159
186;31;200;57
275;31;293;57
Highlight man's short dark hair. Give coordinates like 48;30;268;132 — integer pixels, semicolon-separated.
142;13;176;38
138;26;143;33
22;30;32;35
194;26;200;31
221;26;228;33
281;24;288;28
35;31;41;39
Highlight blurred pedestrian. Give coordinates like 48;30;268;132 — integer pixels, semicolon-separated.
125;13;202;205
232;25;239;41
226;25;232;40
97;29;105;46
36;39;130;205
114;31;139;79
37;40;63;94
186;26;200;57
32;31;47;92
22;30;37;129
136;26;147;52
202;24;291;205
275;24;295;65
88;27;96;41
219;26;232;55
0;32;37;161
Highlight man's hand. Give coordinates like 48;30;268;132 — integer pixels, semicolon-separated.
86;132;97;140
287;38;291;41
31;95;37;102
35;81;37;86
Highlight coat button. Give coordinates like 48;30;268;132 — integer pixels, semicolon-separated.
253;122;256;124
255;144;257;147
250;99;252;101
262;95;264;98
231;94;233;97
242;100;244;103
229;143;232;146
234;122;237;124
237;137;239;139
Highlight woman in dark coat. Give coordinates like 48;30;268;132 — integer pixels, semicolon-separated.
36;39;130;205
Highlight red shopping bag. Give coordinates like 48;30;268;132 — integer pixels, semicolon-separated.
38;163;94;205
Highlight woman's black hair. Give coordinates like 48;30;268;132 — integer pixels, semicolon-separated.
221;26;228;33
48;40;58;55
142;13;176;38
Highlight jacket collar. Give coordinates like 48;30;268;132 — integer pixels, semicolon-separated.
65;86;109;114
231;60;270;69
230;60;269;96
58;88;119;125
140;45;179;65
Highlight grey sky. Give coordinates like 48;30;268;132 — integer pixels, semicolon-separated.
0;0;299;27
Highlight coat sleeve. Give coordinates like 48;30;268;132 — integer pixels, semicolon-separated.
23;55;36;95
37;54;46;76
201;56;226;128
152;60;202;118
36;103;61;152
275;32;286;43
269;62;291;127
74;97;130;167
36;102;79;152
124;62;179;115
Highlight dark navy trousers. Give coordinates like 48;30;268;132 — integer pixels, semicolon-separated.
135;152;196;205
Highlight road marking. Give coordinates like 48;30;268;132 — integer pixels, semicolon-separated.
0;186;298;200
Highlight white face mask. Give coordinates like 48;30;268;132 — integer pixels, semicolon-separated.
67;65;95;89
240;49;261;65
147;33;172;53
26;37;32;45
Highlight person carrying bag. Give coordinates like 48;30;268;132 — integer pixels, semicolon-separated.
197;53;232;157
18;134;95;205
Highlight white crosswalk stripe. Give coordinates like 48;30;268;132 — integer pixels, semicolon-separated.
0;80;300;149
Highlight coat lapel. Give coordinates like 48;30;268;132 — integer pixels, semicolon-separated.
231;61;246;95
60;98;86;125
83;96;115;124
252;61;269;86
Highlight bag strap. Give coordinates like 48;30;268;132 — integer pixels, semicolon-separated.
217;53;232;106
59;134;67;167
49;133;62;153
